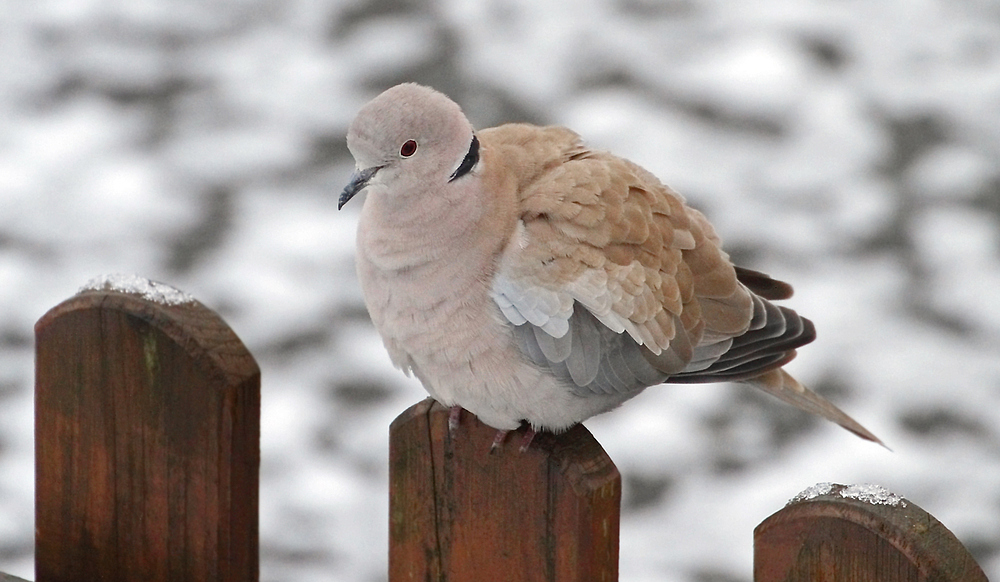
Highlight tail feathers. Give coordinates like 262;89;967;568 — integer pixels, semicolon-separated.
734;266;794;300
745;368;887;448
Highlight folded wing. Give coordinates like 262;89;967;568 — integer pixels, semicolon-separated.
485;124;882;445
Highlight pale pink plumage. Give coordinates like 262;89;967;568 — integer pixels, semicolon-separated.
340;83;882;447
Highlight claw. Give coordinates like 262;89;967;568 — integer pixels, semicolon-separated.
518;427;537;452
489;429;510;454
488;425;537;454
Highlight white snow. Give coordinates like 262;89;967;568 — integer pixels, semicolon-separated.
79;274;195;306
1;1;999;581
788;482;836;504
839;483;906;508
788;482;907;508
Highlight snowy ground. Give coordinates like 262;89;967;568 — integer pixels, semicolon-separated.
2;1;1000;580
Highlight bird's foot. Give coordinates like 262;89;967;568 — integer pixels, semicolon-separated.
518;426;537;452
489;429;510;454
488;424;537;454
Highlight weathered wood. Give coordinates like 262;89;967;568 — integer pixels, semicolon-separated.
35;289;260;582
389;398;620;582
754;483;988;582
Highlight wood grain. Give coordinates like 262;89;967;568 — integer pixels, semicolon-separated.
755;483;988;582
389;398;620;582
34;290;260;582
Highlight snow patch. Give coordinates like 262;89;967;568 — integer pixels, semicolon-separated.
789;482;906;508
839;483;906;507
788;482;836;504
79;274;195;306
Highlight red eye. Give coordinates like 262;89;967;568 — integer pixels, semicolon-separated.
400;139;418;157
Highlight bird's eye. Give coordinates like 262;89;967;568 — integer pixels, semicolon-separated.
399;139;418;158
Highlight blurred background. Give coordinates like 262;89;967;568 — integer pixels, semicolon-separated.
2;0;999;580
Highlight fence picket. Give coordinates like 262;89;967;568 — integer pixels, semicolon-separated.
34;289;260;582
388;398;621;582
754;483;988;582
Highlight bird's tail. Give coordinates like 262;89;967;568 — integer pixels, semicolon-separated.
744;368;887;448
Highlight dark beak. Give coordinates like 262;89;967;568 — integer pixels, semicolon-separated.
338;166;380;209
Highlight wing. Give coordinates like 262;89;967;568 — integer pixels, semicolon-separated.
499;266;818;396
484;123;759;390
482;124;882;444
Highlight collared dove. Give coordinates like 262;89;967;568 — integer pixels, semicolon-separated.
339;83;882;449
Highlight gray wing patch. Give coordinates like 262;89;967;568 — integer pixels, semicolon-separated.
511;289;817;395
512;303;667;397
564;310;602;385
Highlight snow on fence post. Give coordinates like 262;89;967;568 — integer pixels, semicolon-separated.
34;277;260;582
754;482;988;582
388;398;621;582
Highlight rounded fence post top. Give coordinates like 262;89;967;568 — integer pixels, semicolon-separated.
755;482;988;582
36;275;259;388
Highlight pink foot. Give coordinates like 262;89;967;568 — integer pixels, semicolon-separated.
489;429;510;454
488;425;537;453
518;427;537;452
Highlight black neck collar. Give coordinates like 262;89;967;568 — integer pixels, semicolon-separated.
448;134;479;182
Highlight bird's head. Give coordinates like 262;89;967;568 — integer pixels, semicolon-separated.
339;83;478;210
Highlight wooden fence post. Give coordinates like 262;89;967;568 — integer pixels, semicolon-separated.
34;282;260;582
754;482;988;582
389;398;620;582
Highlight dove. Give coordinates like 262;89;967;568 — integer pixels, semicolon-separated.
339;83;883;449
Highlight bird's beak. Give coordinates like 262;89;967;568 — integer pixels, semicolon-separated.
339;166;380;209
